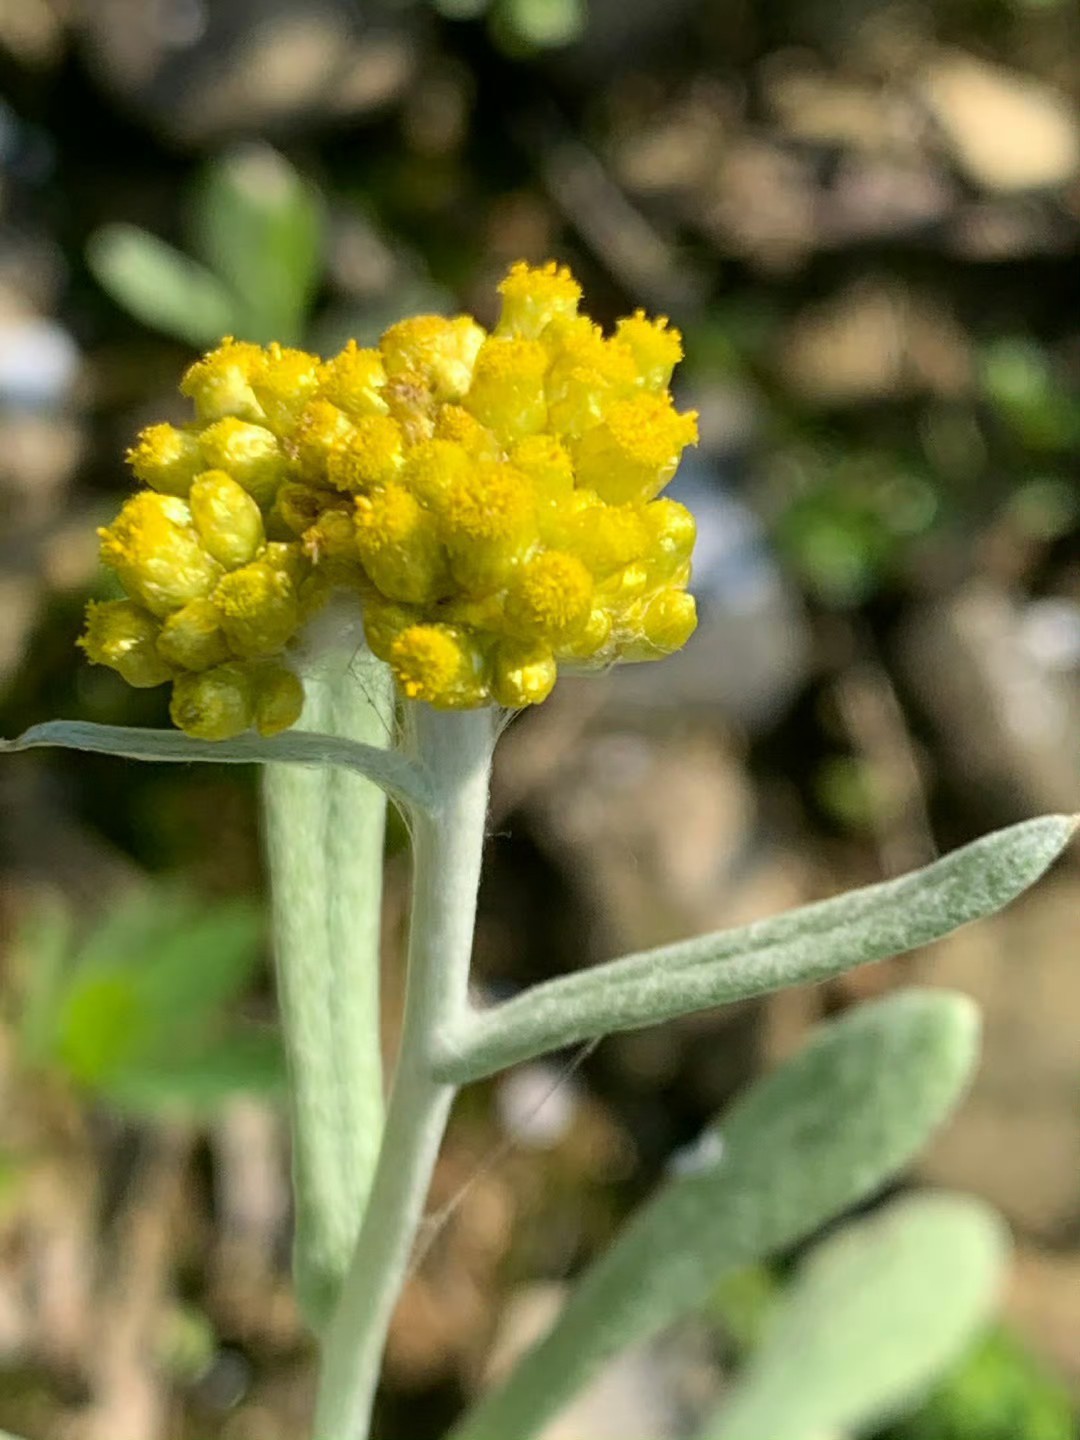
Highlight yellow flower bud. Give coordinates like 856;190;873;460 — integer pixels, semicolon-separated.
506;550;593;643
510;434;574;502
464;337;549;441
249;343;321;432
98;491;222;616
170;661;256;740
289;399;358;485
497;260;581;339
642;497;696;582
551;500;650;578
573;392;698;504
381;315;485;401
214;561;300;657
389;623;488;708
544;319;638;437
614;311;683;391
252;662;305;736
79;599;173;687
189;470;265;569
180;338;265;422
400;438;474;508
437;460;537;591
327;415;405;493
156;597;230;671
558;605;612;661
433;405;501;459
354;483;448;605
622;588;697;659
126;423;204;497
492;639;557;707
199;417;288;507
318;341;389;418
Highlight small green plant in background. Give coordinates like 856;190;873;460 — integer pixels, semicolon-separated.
886;1325;1075;1440
432;0;587;53
12;890;282;1118
1;259;1075;1440
86;144;323;348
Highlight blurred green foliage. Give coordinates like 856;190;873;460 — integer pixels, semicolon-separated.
11;891;282;1118
433;0;586;51
884;1325;1074;1440
770;444;940;607
87;145;323;347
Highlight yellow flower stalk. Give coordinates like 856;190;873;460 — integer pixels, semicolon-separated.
82;261;699;737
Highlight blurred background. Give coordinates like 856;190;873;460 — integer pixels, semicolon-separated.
0;1;1077;1436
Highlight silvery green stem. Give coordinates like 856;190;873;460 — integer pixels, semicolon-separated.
313;704;495;1440
263;635;393;1331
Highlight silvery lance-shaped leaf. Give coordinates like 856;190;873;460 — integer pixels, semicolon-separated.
438;815;1075;1082
0;720;432;811
87;223;241;346
449;989;978;1440
702;1192;1009;1440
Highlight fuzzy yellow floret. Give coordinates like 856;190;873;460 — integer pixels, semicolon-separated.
318;341;389;418
573;393;699;504
354;483;447;605
615;311;683;391
98;492;223;617
214;562;299;658
506;551;593;642
249;344;321;432
497;260;581;339
327;415;405;493
463;337;549;441
79;599;173;688
127;423;204;497
381;315;485;401
181;339;265;423
389;624;488;708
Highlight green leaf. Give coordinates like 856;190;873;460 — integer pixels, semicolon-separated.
87;223;240;346
191;144;322;344
56;972;142;1085
450;989;979;1440
702;1193;1009;1440
100;1029;285;1117
894;1324;1075;1440
71;892;263;1036
494;0;587;49
0;720;433;811
52;893;265;1087
439;815;1076;1082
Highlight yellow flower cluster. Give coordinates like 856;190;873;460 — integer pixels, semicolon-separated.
81;262;699;738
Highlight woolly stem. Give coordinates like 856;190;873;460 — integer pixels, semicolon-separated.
313;704;495;1440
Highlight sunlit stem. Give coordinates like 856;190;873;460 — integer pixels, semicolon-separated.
313;703;495;1440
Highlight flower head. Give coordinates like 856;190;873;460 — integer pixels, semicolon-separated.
83;262;698;737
